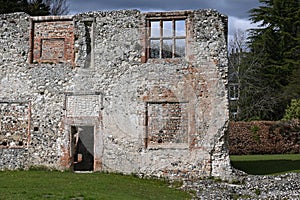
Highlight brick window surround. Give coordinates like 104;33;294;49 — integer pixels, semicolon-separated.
29;16;75;64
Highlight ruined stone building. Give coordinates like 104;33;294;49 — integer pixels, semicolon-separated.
0;9;232;179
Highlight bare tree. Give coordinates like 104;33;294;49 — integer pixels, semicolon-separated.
228;29;276;120
228;29;248;54
27;0;69;15
228;29;248;120
44;0;69;15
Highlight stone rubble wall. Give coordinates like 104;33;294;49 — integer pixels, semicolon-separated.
0;102;30;147
0;148;28;170
0;10;232;180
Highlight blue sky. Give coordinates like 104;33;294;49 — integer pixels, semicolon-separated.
68;0;261;41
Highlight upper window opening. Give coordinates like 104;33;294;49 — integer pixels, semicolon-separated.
149;19;186;59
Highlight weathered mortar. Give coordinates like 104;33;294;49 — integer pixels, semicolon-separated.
0;10;231;180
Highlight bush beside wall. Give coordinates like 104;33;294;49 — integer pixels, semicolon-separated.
228;120;300;155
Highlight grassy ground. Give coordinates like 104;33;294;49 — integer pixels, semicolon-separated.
0;171;191;200
230;154;300;175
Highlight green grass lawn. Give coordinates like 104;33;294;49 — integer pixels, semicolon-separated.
0;171;191;200
230;154;300;175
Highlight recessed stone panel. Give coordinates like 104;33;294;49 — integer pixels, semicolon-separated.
66;95;101;117
147;102;188;144
41;38;65;60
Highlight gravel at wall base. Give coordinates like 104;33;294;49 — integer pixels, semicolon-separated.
183;170;300;200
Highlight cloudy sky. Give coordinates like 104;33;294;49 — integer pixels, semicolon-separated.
68;0;262;40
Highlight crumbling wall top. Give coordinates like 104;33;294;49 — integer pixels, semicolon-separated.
31;15;73;21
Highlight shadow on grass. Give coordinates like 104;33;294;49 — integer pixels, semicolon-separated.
231;160;300;175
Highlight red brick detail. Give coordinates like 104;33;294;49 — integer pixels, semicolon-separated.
60;146;71;168
30;16;75;64
94;159;103;171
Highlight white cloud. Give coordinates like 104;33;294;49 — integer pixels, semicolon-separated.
228;16;259;43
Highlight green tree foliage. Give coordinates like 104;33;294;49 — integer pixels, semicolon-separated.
0;0;69;16
241;0;300;120
283;98;300;120
0;0;28;14
44;0;69;15
27;0;50;16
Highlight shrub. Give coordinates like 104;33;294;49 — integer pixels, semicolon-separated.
283;98;300;120
250;125;261;143
228;120;300;155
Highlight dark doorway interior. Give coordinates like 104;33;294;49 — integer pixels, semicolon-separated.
71;126;94;171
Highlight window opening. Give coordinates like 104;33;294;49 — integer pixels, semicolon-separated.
149;19;186;59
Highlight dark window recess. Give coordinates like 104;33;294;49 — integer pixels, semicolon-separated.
34;127;39;131
149;19;186;59
83;21;93;68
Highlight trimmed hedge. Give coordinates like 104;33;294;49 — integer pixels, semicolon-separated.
228;120;300;155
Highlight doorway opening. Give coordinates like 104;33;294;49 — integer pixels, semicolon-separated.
70;126;94;171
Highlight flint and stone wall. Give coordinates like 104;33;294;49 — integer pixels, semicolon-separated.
0;10;232;179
